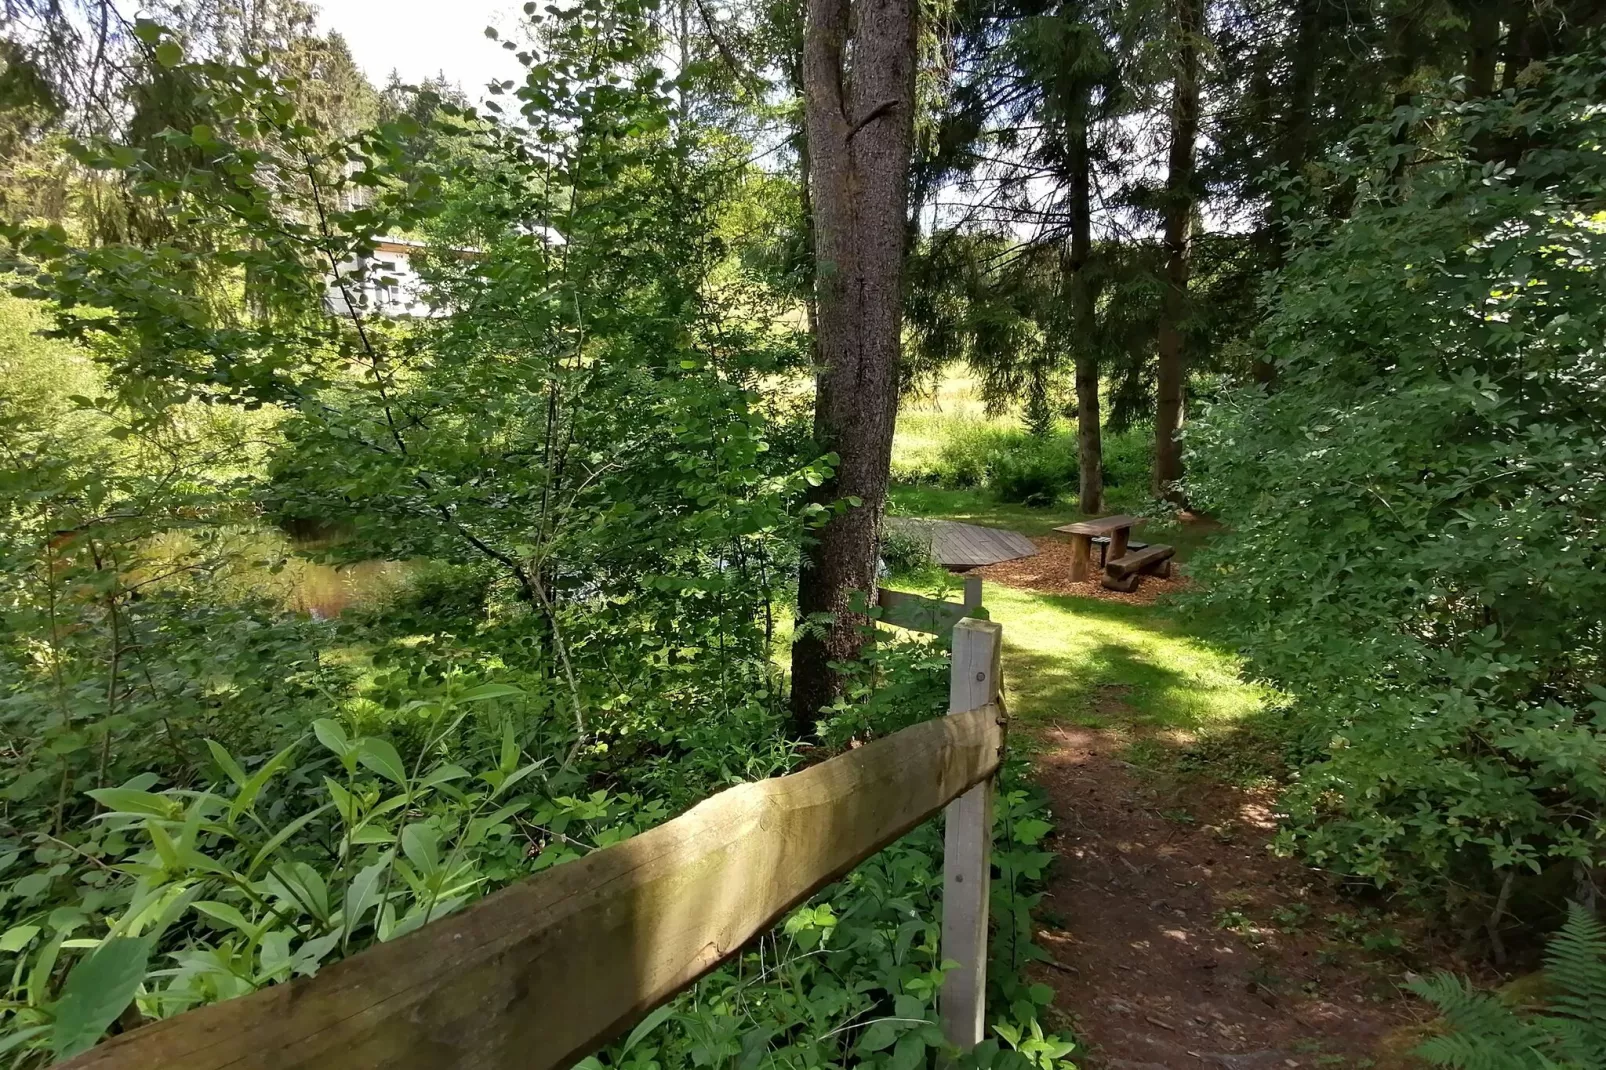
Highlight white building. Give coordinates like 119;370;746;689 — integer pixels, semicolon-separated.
323;236;439;319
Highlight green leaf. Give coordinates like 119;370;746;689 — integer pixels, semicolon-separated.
889;1033;926;1070
343;852;394;939
857;1020;898;1053
247;802;334;878
205;740;247;787
620;1001;676;1055
312;719;351;760
400;823;440;879
458;683;524;703
357;738;408;787
0;924;39;952
51;936;154;1058
192;900;255;936
232;740;299;821
86;787;176;819
418;764;470;790
153;41;182;66
492;760;543;800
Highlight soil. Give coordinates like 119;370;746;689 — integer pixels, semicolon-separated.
1027;723;1435;1069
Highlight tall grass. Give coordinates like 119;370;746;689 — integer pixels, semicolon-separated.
892;372;1153;506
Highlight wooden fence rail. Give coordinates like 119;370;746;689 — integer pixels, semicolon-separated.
876;574;984;635
64;616;1004;1070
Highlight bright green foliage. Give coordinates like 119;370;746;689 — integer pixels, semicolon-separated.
1410;903;1606;1070
0;5;1077;1065
578;752;1073;1070
1184;46;1606;913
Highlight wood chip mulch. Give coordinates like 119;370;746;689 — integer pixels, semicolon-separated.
971;534;1191;605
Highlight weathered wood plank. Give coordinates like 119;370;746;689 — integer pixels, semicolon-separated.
878;588;969;634
63;706;1007;1070
1100;571;1140;592
1068;533;1092;581
1054;514;1138;537
940;619;1003;1052
877;579;985;637
885;518;1036;569
1105;543;1175;579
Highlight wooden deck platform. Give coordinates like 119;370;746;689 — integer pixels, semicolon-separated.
887;518;1038;570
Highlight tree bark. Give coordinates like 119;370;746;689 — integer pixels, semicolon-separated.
790;0;917;730
1465;1;1500;97
1500;2;1530;91
1153;0;1200;504
1067;107;1102;515
1253;0;1322;387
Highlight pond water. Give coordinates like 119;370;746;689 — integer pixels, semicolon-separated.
279;558;414;619
139;528;415;620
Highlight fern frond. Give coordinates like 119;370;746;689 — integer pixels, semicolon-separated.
1536;1015;1606;1070
1544;902;1606;1053
1410;972;1550;1068
1414;1030;1547;1070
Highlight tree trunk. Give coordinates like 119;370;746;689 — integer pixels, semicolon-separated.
1500;2;1529;91
1465;2;1500;97
1253;0;1322;387
1067;108;1102;515
790;0;917;730
1153;0;1200;504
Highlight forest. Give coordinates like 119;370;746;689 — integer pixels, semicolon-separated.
0;0;1602;1066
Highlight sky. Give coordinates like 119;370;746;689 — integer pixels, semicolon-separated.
314;0;529;99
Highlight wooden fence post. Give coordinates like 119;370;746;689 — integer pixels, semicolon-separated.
962;574;982;614
940;617;1002;1054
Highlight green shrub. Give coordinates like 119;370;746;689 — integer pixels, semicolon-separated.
1183;47;1606;923
987;444;1071;506
879;524;936;575
933;421;1015;488
1099;424;1151;491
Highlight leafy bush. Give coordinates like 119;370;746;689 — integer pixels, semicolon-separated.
880;523;937;576
1183;45;1606;923
1410;903;1606;1069
931;420;1018;488
1099;424;1151;491
980;432;1078;506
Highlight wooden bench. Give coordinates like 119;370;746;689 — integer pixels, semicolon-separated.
1055;515;1138;580
1091;535;1147;568
1101;543;1176;592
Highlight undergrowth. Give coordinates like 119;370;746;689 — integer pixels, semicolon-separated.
1410;903;1606;1069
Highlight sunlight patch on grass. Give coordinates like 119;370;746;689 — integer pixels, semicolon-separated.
981;583;1277;733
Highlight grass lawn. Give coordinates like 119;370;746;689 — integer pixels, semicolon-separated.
886;366;1265;741
887;485;1086;538
888;483;1219;563
981;584;1276;734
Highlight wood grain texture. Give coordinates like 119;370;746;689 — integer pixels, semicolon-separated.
884;518;1036;569
878;588;973;635
1105;544;1175;579
940;619;1003;1051
1069;533;1092;581
1053;515;1137;537
63;706;1006;1070
1100;571;1141;593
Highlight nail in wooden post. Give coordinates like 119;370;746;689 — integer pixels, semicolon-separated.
941;617;1002;1053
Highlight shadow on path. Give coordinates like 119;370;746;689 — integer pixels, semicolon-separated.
1027;722;1428;1070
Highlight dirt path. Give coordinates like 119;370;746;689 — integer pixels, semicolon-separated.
1027;724;1427;1070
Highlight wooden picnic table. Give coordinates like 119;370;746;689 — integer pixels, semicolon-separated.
1054;514;1139;581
